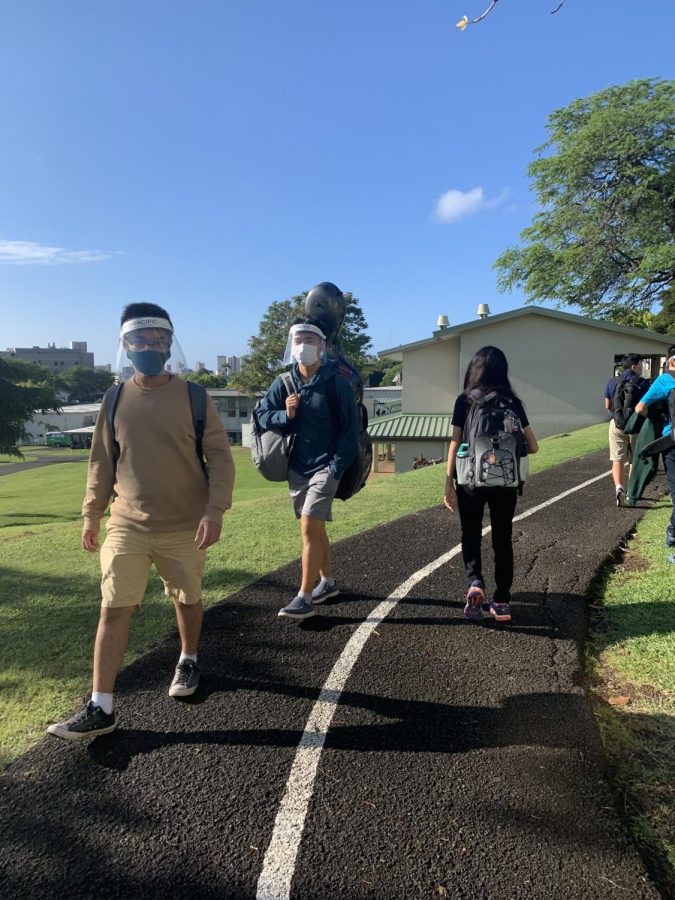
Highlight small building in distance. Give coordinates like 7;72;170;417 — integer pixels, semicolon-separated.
1;341;95;370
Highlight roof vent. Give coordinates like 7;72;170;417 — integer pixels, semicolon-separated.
436;315;450;330
477;304;491;319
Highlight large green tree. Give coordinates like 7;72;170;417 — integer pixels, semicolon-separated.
231;291;372;394
651;284;675;336
0;358;59;457
494;79;675;325
60;365;115;403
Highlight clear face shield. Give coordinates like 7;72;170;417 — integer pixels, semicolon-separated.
114;316;187;379
282;323;327;368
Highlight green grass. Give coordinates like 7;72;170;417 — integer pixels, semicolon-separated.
0;423;609;766
588;501;675;889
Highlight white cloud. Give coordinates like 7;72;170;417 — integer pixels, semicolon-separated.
0;239;109;265
432;186;510;223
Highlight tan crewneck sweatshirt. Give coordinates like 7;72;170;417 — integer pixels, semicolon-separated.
82;376;235;533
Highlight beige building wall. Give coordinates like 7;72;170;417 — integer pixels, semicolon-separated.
402;337;459;414
388;310;673;456
457;316;672;438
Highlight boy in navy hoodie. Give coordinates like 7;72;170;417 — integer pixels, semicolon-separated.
256;317;358;619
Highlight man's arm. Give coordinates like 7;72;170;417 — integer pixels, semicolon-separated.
604;398;612;412
81;406;117;550
329;378;359;479
255;377;296;432
196;394;236;548
635;376;667;416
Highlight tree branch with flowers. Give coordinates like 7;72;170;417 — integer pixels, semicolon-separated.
456;0;567;31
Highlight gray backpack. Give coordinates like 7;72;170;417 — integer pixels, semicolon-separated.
455;389;528;493
250;372;296;481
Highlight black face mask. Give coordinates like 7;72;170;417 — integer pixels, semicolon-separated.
127;350;167;376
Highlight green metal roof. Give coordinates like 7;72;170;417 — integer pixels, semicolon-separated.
368;412;453;440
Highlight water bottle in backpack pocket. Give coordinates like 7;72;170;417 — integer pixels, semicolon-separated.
455;442;472;485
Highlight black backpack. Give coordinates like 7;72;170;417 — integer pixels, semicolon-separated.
455;390;527;492
612;376;649;432
103;380;208;479
336;396;372;501
324;377;372;501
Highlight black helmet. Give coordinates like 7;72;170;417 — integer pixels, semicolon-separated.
304;282;345;347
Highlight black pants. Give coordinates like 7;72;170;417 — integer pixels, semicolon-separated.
456;486;518;601
664;448;675;532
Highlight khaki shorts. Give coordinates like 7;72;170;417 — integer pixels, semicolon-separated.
100;526;206;608
608;419;637;464
288;466;339;521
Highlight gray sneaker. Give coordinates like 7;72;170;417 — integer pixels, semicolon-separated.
278;595;316;620
169;660;201;697
312;580;339;605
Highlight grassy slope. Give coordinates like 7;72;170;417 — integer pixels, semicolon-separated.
0;425;608;765
588;501;675;883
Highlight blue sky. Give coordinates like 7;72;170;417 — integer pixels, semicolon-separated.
1;1;674;370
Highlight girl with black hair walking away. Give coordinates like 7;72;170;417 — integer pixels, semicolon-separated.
444;346;539;623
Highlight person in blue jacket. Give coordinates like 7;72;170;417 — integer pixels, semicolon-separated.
256;316;359;619
635;345;675;547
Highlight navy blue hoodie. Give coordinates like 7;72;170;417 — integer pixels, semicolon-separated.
256;359;358;479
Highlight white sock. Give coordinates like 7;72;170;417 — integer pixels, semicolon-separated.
91;692;114;715
299;591;312;602
312;577;335;598
616;485;624;493
179;652;197;665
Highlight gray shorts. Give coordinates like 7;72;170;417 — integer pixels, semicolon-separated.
288;467;339;521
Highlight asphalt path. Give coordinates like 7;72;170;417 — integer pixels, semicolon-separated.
0;455;88;476
0;450;666;899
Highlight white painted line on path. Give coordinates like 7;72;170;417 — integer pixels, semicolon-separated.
255;470;611;900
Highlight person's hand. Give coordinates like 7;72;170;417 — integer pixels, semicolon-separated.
82;529;100;552
195;518;222;550
443;479;456;512
285;392;300;419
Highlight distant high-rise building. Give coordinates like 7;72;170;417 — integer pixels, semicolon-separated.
0;341;95;369
217;355;241;376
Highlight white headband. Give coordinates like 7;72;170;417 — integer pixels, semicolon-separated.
289;323;325;340
121;316;173;336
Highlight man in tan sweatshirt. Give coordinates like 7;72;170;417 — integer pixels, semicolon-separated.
48;302;235;741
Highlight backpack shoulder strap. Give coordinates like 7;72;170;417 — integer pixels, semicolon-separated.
280;371;296;397
103;383;123;465
186;381;208;478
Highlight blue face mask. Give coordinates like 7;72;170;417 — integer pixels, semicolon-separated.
127;350;167;376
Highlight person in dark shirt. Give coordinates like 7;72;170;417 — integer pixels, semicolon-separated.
603;353;649;506
444;346;539;624
256;316;358;620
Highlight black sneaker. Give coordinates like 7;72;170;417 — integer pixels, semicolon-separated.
47;700;116;742
666;525;675;548
169;660;201;697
